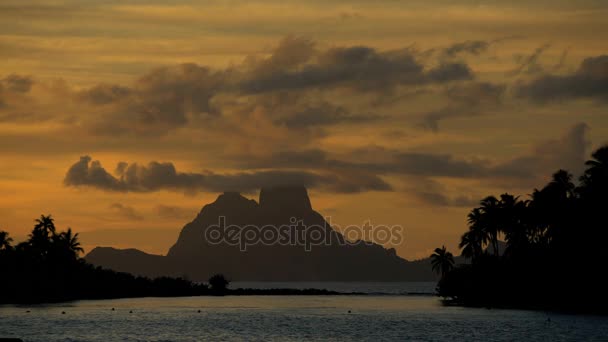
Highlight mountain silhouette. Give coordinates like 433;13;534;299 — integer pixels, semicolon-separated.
86;186;437;281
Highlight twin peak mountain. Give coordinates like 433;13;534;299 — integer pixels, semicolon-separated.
86;186;435;281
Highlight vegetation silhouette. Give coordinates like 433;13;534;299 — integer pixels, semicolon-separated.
0;218;341;304
208;274;230;295
432;145;608;313
430;246;454;277
0;215;210;304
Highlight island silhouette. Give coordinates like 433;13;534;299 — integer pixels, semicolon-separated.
86;186;437;282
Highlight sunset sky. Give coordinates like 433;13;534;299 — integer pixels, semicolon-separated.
1;0;607;260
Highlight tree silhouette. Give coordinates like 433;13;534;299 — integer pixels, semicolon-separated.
479;196;501;256
29;214;56;253
0;231;12;251
435;145;608;313
430;246;454;277
459;229;484;261
208;274;230;293
580;146;608;189
34;214;56;236
0;215;212;304
55;228;84;257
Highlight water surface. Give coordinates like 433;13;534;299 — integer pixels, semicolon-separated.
1;284;607;341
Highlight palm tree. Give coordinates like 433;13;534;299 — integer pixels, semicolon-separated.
29;214;56;254
550;170;576;199
56;228;84;257
582;146;608;181
531;170;576;246
34;215;56;236
580;146;608;198
459;229;484;262
430;246;455;277
0;231;13;251
479;196;501;256
466;206;492;255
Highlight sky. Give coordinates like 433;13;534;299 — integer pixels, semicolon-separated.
1;0;607;260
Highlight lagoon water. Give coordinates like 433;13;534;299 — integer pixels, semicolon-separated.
1;282;607;341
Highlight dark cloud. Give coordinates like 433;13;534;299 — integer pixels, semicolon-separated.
63;122;591;203
426;63;473;82
2;74;33;93
442;40;490;57
408;178;479;207
78;84;131;105
1;38;480;137
0;84;4;108
275;102;383;128
0;74;34;110
247;36;316;76
64;156;125;191
109;203;143;221
64;156;392;194
421;82;506;131
240;46;473;93
86;63;227;136
509;44;551;76
493;122;590;180
389;152;485;177
516;55;608;102
242;122;590;184
241;147;488;178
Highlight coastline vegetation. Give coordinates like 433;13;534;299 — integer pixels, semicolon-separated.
432;145;608;313
0;218;337;304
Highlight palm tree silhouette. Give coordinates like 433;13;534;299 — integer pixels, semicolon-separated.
580;146;608;197
479;196;501;256
29;215;56;255
56;228;84;257
465;206;493;258
430;246;455;277
0;231;12;251
34;215;56;236
459;229;484;262
582;146;608;182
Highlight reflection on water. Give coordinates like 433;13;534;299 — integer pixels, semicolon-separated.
1;285;608;341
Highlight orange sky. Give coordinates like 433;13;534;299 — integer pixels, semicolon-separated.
1;0;607;260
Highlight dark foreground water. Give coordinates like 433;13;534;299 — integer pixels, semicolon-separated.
1;283;608;341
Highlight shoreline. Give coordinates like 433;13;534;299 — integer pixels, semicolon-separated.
1;289;439;306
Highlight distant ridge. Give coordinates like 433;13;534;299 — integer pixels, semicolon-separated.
86;186;439;281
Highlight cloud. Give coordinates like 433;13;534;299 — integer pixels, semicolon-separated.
155;205;196;220
509;44;551;76
0;37;479;138
78;84;131;105
420;81;506;131
239;44;473;93
274;101;383;128
516;55;608;102
247;36;316;76
239;147;488;178
85;63;227;135
0;74;34;111
407;178;479;207
2;74;33;93
109;203;143;221
63;155;392;194
442;40;490;58
493;122;591;180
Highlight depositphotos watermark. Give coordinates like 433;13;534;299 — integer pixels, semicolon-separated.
204;216;404;252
